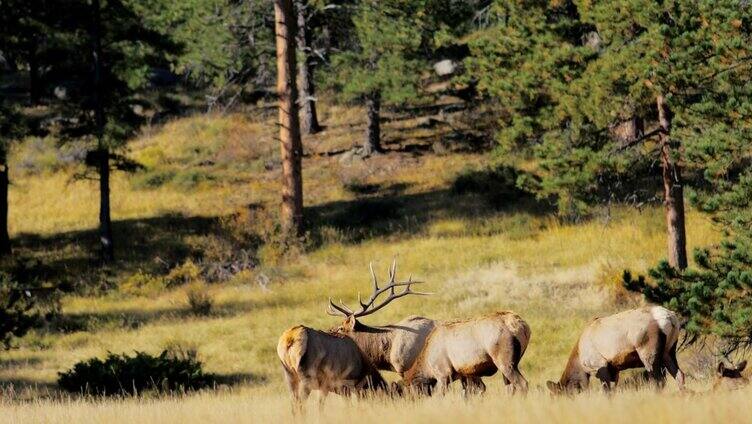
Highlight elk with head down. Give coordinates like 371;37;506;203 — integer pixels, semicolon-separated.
546;306;686;394
277;325;391;413
328;260;531;395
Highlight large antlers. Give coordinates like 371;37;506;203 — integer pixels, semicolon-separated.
327;259;430;318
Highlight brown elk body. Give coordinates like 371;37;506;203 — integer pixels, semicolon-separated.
402;311;530;394
328;260;530;395
277;325;388;412
333;315;436;374
714;361;748;391
547;306;685;394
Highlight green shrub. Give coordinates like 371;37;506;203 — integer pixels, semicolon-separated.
130;169;177;189
57;350;215;396
118;271;166;296
165;260;203;287
172;170;214;190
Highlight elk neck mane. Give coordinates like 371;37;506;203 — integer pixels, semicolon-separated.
347;321;396;370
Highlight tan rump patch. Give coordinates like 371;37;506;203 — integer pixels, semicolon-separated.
278;326;307;370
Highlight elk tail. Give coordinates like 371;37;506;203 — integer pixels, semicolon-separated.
277;326;309;372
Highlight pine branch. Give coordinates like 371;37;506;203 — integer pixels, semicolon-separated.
612;126;665;154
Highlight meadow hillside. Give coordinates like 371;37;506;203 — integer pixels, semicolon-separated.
0;100;731;423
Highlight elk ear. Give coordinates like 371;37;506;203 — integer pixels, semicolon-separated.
737;360;747;372
718;362;726;376
546;381;560;394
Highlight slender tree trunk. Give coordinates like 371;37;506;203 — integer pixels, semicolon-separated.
275;0;304;236
363;91;381;156
295;0;321;135
0;146;11;256
28;39;40;104
657;95;687;270
92;0;114;262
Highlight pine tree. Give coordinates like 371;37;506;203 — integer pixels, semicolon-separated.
50;0;179;263
274;0;304;236
330;0;427;155
0;104;22;257
625;170;752;353
296;0;322;134
467;0;752;271
163;0;277;106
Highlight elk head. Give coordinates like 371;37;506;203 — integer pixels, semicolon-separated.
327;259;429;334
714;360;749;391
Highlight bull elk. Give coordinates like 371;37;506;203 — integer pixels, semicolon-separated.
328;260;531;395
547;306;686;394
277;325;391;413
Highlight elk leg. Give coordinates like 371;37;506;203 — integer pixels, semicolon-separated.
296;384;311;414
435;376;451;396
496;363;528;395
461;377;486;398
491;333;529;395
663;344;686;391
283;367;303;415
638;350;666;389
595;367;615;393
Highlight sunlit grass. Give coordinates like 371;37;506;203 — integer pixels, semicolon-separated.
0;103;732;423
2;383;749;424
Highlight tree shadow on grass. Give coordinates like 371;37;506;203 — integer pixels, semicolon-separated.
7;166;552;291
47;295;303;334
306;166;554;247
11;214;224;292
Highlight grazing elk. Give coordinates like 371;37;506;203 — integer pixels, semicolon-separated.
277;325;391;413
547;306;686;394
714;361;748;391
328;260;531;395
402;311;531;395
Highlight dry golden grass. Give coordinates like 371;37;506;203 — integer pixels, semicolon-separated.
2;384;749;424
0;103;733;423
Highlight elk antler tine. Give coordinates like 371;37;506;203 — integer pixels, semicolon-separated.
369;261;379;290
389;258;397;282
328;297;352;316
358;292;368;309
339;299;354;314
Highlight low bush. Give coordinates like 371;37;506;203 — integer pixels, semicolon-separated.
130;169;177;189
165;260;202;287
57;350;215;396
185;282;213;316
118;271;166;296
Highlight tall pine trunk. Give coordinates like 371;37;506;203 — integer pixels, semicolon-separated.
275;0;304;236
363;91;381;155
92;0;114;262
657;95;687;270
295;0;321;135
0;146;11;256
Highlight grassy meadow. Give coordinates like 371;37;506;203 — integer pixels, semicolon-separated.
0;100;735;423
